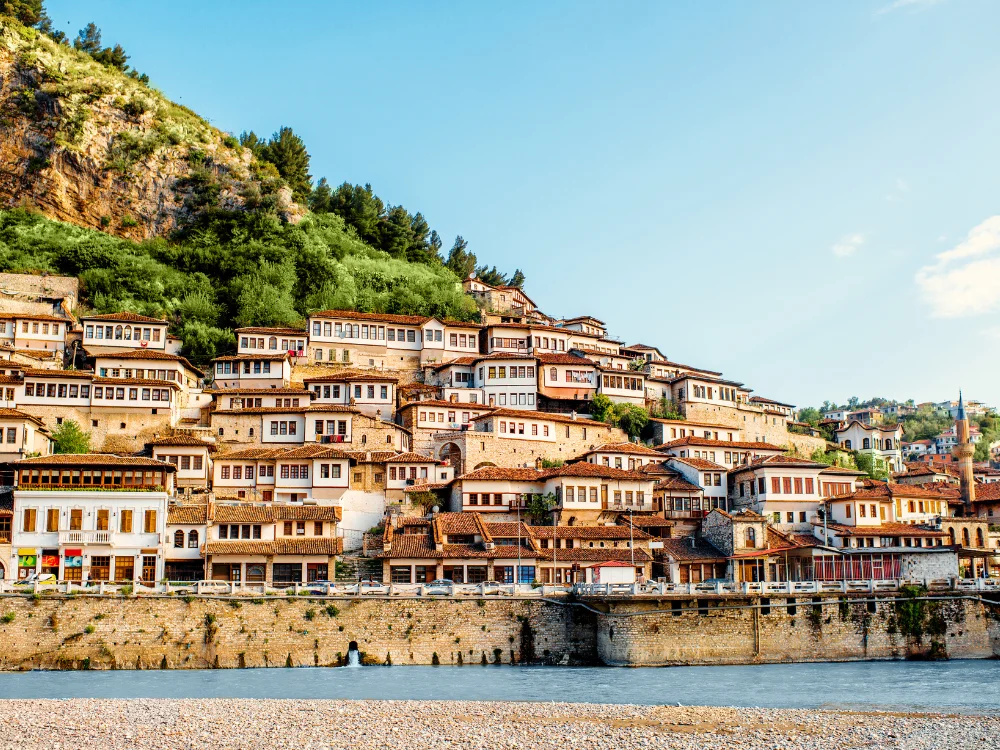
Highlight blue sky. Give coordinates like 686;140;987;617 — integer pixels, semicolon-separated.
47;0;1000;410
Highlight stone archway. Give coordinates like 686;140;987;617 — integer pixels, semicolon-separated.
473;462;497;470
439;442;463;475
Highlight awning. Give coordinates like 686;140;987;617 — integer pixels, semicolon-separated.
63;549;82;556
16;548;36;555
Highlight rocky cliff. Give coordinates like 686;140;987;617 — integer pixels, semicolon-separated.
0;20;302;241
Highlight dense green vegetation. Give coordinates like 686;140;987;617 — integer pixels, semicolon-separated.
51;419;90;454
0;209;478;361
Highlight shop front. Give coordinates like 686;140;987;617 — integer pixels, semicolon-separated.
16;549;36;580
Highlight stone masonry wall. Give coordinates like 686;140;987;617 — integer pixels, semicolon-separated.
0;593;995;670
0;596;596;670
25;405;173;453
597;595;1000;666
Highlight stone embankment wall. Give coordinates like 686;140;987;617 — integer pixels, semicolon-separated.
0;593;995;670
0;595;596;670
597;595;1000;666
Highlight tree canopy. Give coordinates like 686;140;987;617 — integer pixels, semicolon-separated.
51;420;91;454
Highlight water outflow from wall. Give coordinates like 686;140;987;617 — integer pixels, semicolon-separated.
346;642;361;668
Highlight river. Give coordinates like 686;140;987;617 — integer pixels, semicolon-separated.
0;661;997;712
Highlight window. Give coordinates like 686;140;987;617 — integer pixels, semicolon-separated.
782;477;792;494
144;509;157;533
174;529;184;548
46;508;59;532
744;527;756;547
120;509;133;533
770;477;781;494
793;478;803;494
188;530;199;548
22;508;36;532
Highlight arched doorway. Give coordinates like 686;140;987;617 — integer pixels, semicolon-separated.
439;443;463;475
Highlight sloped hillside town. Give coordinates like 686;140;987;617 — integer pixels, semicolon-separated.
0;271;996;590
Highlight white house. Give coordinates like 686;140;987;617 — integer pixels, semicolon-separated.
81;312;168;352
10;454;174;583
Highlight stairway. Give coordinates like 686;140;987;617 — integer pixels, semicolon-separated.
335;555;383;583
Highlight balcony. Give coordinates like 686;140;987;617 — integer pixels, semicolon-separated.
59;530;111;545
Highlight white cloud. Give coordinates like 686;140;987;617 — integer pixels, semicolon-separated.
876;0;947;16
831;233;865;258
915;216;1000;317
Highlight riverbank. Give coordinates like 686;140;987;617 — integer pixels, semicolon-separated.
0;699;995;749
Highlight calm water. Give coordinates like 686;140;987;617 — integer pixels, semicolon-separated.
0;661;997;712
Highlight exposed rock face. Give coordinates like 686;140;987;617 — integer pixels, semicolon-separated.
0;22;303;240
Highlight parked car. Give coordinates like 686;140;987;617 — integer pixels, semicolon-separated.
423;578;453;595
16;573;57;587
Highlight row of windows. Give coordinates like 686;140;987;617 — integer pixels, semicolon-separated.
844;503;886;520
94;386;171;402
281;464;310;479
314;419;349;435
602;375;642;391
598;456;644;469
84;324;159;341
492;393;534;407
313;322;423;343
448;333;475;348
22;507;157;533
173;529;199;547
484;366;535;380
421;410;472;425
490;337;529;350
240;336;305;351
270;420;297;436
500;421;549;437
18;469;167;488
779;511;810;524
769;476;816;495
283;521;324;536
822;482;853;496
389;466;428;481
218;524;262;539
533;336;566;351
24;382;91;399
98;368;178;382
702;472;723;487
215;361;275;375
16;321;62;336
160;455;204;471
555;369;593;384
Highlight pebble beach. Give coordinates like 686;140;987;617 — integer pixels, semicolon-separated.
0;699;994;750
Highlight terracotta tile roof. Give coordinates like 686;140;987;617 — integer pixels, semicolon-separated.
659;538;727;561
973;483;1000;502
0;408;45;426
473;352;537;363
404;482;453;493
473;409;609;428
656;437;785;451
534;353;597;366
22;368;93;379
273;505;341;522
431;357;478;370
303;405;362;414
668;456;727;471
530;525;652;540
15;454;175;470
167;504;209;525
302;371;399;383
586;442;664;457
148;435;217;450
653;475;703;492
542;462;649;480
749;396;795;408
398;382;442;391
234;327;307;335
82;312;166;324
215;447;287;461
0;375;21;384
820;466;867;476
0;312;71;323
385;452;445;464
343;450;399;463
270;445;345;460
622;514;677;528
205;538;341;556
84;348;204;374
483;521;534;538
435;512;481;535
309;309;429;326
214;505;275;523
456;467;543;482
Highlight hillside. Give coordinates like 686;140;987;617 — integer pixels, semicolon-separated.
0;11;482;363
0;18;302;240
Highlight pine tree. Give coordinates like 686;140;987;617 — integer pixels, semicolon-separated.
509;269;526;288
261;126;312;204
0;0;43;26
73;22;102;55
445;236;476;279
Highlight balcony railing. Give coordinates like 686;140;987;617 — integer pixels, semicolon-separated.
59;530;111;544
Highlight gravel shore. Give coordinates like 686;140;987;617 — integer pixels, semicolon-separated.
0;699;994;750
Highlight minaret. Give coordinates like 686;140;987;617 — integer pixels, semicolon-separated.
954;391;976;515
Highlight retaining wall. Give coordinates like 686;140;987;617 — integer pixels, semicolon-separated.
0;593;995;670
